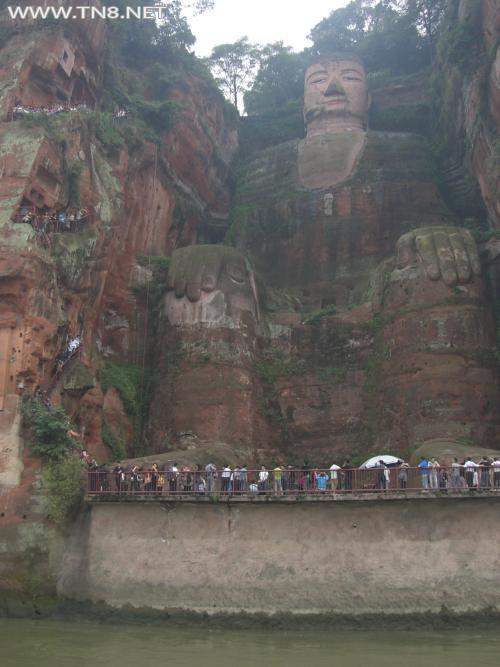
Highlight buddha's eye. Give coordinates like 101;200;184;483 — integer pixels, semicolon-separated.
311;77;326;84
343;76;362;81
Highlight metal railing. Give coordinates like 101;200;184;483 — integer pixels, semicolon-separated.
85;466;500;498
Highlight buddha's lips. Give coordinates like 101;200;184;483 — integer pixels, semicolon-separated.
323;97;347;106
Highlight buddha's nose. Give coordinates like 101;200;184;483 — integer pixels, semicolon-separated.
324;77;346;97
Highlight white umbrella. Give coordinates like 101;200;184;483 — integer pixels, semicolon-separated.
360;455;404;469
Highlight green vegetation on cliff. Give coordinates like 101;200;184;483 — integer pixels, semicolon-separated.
42;457;85;527
100;361;143;420
369;103;430;134
21;397;75;461
21;397;85;526
100;360;153;455
425;0;492;226
96;1;231;148
101;416;127;461
309;1;437;73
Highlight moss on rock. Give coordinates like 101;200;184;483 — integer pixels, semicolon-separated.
63;361;95;395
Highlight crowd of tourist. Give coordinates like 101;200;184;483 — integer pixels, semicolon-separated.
55;334;81;376
113;107;128;119
85;456;500;496
12;102;90;118
417;456;500;491
11;102;129;121
16;205;90;246
32;332;82;406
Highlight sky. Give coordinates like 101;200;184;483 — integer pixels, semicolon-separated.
186;0;349;57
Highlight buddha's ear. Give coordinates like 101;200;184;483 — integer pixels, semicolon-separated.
365;92;372;130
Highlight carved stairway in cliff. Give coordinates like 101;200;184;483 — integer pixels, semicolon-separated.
42;350;81;399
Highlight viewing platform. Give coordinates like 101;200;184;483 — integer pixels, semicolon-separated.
85;466;500;503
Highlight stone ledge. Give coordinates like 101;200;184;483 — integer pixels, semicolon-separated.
85;491;500;505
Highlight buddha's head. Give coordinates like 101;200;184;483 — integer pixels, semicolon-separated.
303;54;369;134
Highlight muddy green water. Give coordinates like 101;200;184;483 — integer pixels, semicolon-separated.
1;619;500;667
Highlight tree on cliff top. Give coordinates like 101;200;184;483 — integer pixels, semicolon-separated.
244;43;308;116
205;37;261;111
309;0;439;74
397;0;446;60
105;0;214;64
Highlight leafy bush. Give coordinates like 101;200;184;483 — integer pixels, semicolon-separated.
22;397;75;461
18;112;55;132
42;457;85;526
147;62;178;98
131;98;181;134
87;111;125;151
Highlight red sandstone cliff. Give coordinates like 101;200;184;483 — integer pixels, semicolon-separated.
0;9;237;487
0;0;498;486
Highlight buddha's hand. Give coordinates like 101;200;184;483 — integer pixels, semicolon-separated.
396;226;481;287
167;245;251;302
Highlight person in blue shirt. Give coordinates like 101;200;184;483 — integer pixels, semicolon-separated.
316;472;329;493
418;457;429;491
57;210;66;233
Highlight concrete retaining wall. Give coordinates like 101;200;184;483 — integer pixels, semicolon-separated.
59;497;500;617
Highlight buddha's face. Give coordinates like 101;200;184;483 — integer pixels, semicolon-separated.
304;58;369;128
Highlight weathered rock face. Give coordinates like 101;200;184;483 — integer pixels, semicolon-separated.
162;77;237;236
271;308;374;462
0;0;498;614
0;0;498;483
435;0;499;227
0;13;238;490
0;12;105;118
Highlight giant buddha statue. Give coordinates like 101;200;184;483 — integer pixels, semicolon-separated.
153;53;500;460
298;54;370;188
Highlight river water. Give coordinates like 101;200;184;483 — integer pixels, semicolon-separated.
1;618;500;666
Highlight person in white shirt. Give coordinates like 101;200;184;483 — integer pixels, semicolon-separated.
329;463;341;494
492;458;500;489
169;463;179;493
429;458;440;490
205;462;217;493
258;465;269;493
68;335;81;353
221;465;232;494
463;458;478;489
451;458;462;491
